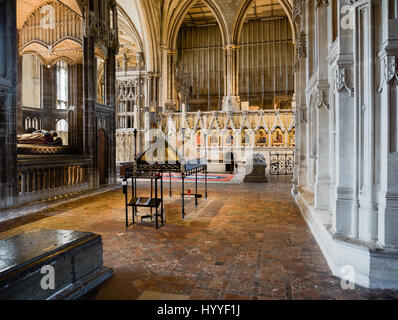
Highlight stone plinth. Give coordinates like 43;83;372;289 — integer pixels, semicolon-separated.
0;229;112;300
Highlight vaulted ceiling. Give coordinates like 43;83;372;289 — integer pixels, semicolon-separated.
17;0;82;30
182;0;286;27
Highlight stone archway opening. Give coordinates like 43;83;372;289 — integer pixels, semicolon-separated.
97;128;108;185
237;0;295;111
224;151;235;174
174;0;225;112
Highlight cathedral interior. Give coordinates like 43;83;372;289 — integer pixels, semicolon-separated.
1;0;398;301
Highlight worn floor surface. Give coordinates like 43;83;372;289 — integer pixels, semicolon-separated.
0;177;397;300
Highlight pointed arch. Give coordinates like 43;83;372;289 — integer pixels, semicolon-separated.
117;4;144;55
166;0;229;50
232;0;296;44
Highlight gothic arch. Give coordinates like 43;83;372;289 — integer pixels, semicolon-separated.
117;4;144;55
138;0;161;71
232;0;296;44
166;0;229;51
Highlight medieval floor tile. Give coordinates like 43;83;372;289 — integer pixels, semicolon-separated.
1;179;397;300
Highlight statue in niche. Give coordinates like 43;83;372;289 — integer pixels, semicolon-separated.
226;129;234;146
241;129;250;146
17;129;62;146
256;129;267;146
272;128;283;146
196;130;204;146
289;129;295;147
209;130;219;147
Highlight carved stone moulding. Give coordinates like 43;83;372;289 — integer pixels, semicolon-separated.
20;39;83;66
335;67;354;97
316;89;329;110
296;31;307;59
377;55;398;93
315;0;329;7
347;0;361;5
293;0;304;22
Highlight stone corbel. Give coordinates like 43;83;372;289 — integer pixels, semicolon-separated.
315;0;329;7
83;9;97;38
335;67;354;97
316;89;329;110
109;29;119;51
299;106;307;124
146;72;161;80
136;52;144;70
377;55;398;93
296;31;307;59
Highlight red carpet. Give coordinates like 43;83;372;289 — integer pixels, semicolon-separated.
161;173;234;183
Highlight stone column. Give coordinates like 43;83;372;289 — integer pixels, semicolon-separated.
82;8;98;188
16;31;23;134
106;47;117;184
356;2;376;242
162;47;177;111
41;65;56;130
297;55;308;188
0;0;17;207
222;44;240;111
377;3;398;247
314;1;331;210
68;63;84;152
332;1;356;237
145;72;160;108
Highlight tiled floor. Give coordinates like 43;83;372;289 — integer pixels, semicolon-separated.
0;177;397;300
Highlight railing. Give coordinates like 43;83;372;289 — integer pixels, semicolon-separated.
17;157;91;204
269;152;294;175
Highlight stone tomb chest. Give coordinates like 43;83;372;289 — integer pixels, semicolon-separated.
244;154;268;183
0;229;112;300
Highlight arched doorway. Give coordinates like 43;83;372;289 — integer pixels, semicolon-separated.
97;129;108;185
225;152;235;174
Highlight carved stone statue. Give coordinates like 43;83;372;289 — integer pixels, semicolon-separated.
17;130;63;146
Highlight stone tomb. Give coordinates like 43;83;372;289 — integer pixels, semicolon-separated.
0;229;112;300
244;154;268;183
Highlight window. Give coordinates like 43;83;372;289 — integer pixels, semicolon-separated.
96;57;106;104
21;55;41;108
56;60;68;109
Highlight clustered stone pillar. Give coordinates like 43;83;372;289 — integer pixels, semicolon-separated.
377;3;398;247
293;0;398;288
0;0;17;207
83;10;97;188
222;44;241;112
331;0;356;237
68;63;84;152
136;52;145;155
162;47;177;111
314;2;330;210
106;47;117;184
145;72;160;108
41;65;56;130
